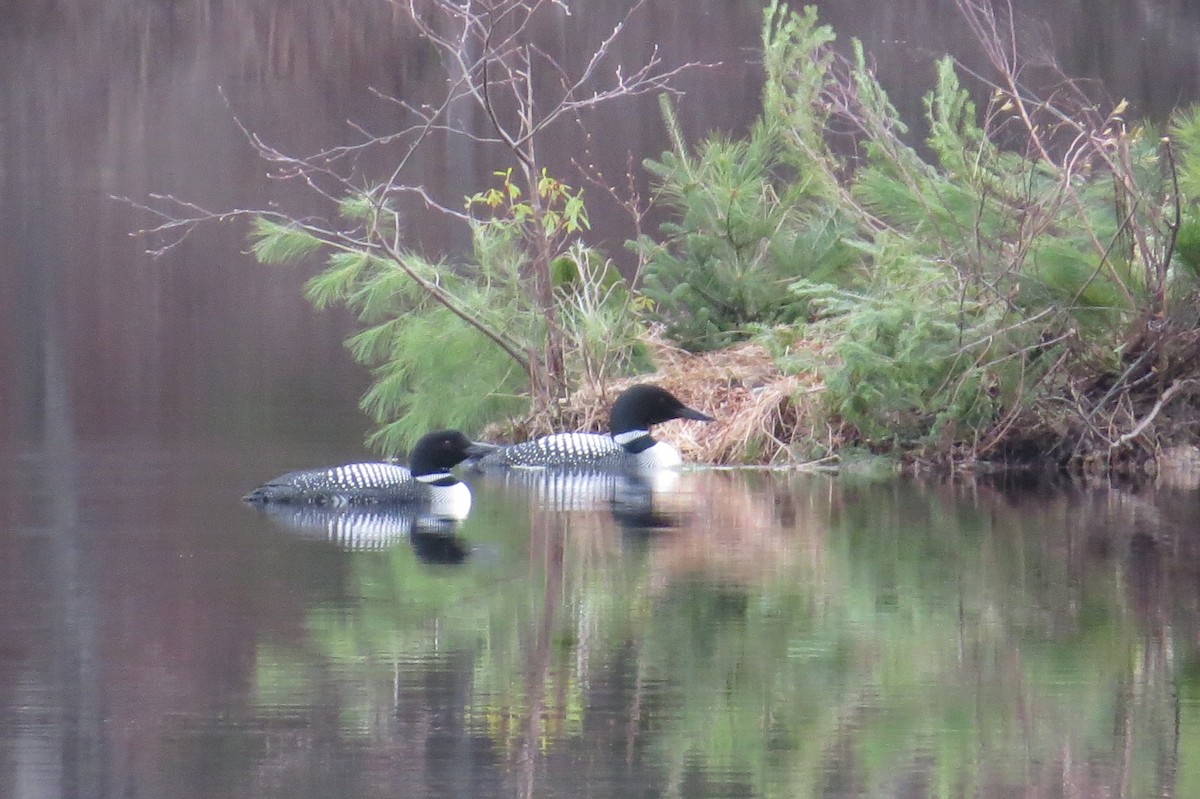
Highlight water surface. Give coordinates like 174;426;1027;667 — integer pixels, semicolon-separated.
4;449;1199;797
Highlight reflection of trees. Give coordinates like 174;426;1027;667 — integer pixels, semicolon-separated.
0;69;107;791
785;479;1187;798
237;472;1200;798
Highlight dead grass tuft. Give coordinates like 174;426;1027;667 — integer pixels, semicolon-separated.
557;334;839;465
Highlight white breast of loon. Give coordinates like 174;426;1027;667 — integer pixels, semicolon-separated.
631;440;683;470
423;479;472;520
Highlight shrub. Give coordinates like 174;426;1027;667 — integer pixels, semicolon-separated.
643;0;1200;465
252;174;647;453
636;46;859;352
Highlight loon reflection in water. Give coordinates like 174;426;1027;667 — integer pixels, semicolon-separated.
483;467;690;534
252;502;470;563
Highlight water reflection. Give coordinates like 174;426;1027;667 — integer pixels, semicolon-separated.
4;453;1200;796
200;471;1200;796
251;502;470;558
482;467;692;533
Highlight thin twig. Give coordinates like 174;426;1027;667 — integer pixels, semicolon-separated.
1110;380;1196;450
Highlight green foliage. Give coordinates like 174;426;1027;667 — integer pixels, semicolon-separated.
851;56;1136;336
637;96;858;351
251;177;642;454
759;2;839;173
290;230;527;448
1175;216;1200;277
337;191;377;223
634;2;1198;456
1169;108;1200;299
250;218;324;265
793;239;1023;446
353;305;527;454
633;4;859;352
1170;105;1200;205
467;168;590;237
632;6;859;353
466;199;649;391
809;58;1102;443
246;0;1200;465
553;242;655;384
465;169;635;383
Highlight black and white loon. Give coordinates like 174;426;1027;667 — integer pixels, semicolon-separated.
242;430;493;519
472;384;714;471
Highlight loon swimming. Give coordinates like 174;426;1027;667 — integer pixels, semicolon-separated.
242;430;493;518
472;384;714;471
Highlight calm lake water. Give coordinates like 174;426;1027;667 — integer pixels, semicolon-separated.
5;447;1200;797
5;1;1200;797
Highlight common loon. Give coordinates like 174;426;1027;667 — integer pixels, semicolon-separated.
242;430;493;518
472;384;714;471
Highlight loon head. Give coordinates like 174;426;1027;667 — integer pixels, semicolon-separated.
410;430;496;485
410;430;494;521
609;384;715;453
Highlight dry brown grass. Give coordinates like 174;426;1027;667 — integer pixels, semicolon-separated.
556;334;840;465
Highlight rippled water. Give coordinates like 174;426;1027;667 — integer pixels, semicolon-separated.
3;442;1198;798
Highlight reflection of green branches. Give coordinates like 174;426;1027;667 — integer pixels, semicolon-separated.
630;481;1168;798
250;475;1183;798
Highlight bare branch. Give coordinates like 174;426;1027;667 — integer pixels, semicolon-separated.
1110;380;1198;450
128;0;711;422
370;235;532;371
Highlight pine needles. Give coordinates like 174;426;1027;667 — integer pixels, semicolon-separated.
242;0;1200;474
632;0;1200;474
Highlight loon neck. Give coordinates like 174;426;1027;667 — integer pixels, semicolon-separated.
613;429;654;453
415;472;459;487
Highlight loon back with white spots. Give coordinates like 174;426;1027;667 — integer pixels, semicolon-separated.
483;432;625;470
244;462;423;507
242;430;490;517
472;384;714;471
